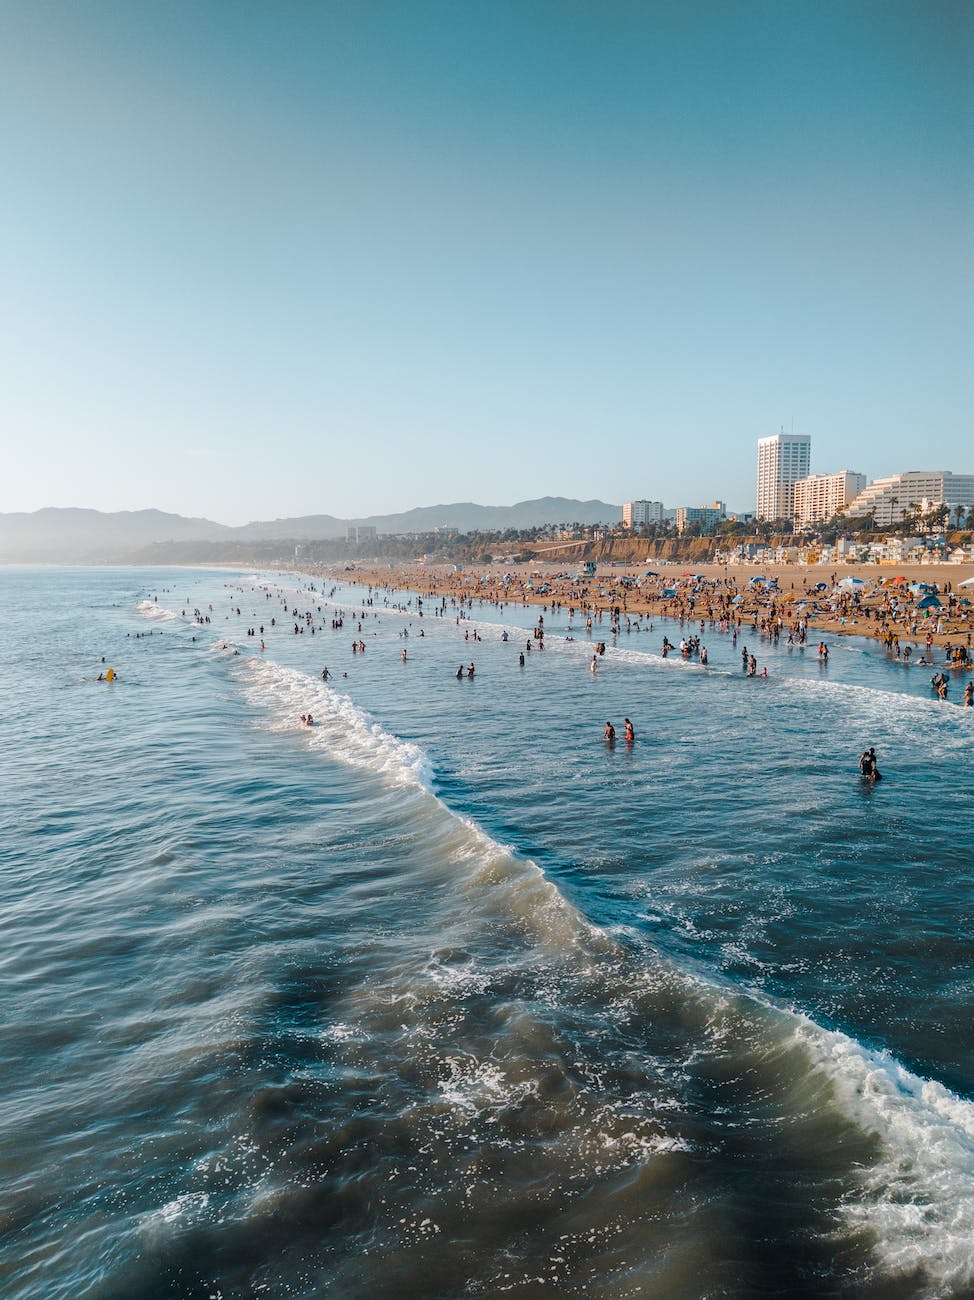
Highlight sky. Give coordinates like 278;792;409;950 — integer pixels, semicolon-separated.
0;0;971;525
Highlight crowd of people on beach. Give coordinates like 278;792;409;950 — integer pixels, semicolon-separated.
122;568;973;802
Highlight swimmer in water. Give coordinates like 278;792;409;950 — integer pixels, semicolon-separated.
604;721;616;742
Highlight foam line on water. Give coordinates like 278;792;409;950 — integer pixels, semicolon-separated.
135;600;182;622
792;1014;974;1293
237;655;434;791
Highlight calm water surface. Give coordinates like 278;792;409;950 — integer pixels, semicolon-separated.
1;565;971;1299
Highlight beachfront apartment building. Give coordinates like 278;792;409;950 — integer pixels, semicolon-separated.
844;471;974;526
756;433;811;520
622;499;665;528
346;525;377;542
676;501;726;534
792;471;866;526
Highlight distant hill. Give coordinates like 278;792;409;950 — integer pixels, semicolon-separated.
0;498;620;562
0;507;232;562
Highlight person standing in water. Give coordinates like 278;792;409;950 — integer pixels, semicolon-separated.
604;721;616;742
624;718;634;743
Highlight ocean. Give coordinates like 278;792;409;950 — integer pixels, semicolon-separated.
1;564;972;1299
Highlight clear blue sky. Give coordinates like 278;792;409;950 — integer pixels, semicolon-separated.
1;0;970;524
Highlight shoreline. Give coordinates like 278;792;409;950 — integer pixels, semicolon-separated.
310;559;974;659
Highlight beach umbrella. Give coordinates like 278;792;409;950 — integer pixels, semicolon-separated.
661;588;678;598
958;577;974;588
838;576;866;587
892;576;907;585
731;594;744;604
916;594;942;609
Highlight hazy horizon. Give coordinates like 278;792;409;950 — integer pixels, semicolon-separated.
2;1;971;525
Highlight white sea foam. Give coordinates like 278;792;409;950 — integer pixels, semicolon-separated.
237;656;434;791
135;599;182;622
793;1016;974;1294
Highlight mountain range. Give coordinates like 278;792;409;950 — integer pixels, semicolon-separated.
0;499;620;562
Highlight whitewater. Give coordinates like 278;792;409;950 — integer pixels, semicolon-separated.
1;564;971;1299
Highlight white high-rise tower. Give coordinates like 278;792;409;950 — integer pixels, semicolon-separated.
756;432;811;520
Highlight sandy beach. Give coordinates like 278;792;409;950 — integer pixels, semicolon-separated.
320;558;974;659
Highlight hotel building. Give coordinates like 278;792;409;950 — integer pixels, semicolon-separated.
756;433;811;520
844;472;974;526
676;501;726;534
792;471;866;526
622;499;665;528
